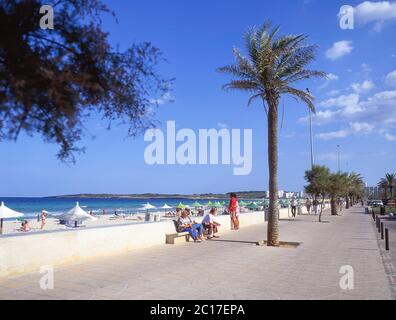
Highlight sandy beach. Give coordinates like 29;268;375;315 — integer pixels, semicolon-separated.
0;211;177;236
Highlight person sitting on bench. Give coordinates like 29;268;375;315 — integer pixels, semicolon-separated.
202;208;221;239
177;209;204;242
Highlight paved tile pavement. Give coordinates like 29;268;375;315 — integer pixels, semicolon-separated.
0;206;393;300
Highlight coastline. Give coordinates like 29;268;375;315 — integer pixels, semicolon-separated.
44;191;271;200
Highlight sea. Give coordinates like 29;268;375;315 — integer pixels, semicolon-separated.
0;197;227;218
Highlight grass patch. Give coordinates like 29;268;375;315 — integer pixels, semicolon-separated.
371;206;396;215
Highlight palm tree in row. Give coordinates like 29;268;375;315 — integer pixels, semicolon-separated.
219;21;326;246
378;173;396;199
305;166;364;218
345;172;365;209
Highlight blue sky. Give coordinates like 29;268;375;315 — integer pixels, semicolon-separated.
1;0;396;197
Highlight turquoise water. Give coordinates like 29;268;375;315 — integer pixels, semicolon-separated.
0;197;228;217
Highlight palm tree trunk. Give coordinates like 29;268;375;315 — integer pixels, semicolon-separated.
346;196;350;209
330;197;338;216
318;195;325;223
267;100;279;247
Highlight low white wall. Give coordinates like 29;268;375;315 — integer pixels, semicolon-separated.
0;210;282;277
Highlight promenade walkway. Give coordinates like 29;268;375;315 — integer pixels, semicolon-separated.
0;206;393;300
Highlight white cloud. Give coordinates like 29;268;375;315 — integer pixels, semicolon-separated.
328;90;341;96
385;69;396;87
319;73;339;89
351;80;375;93
316;129;350;140
320;93;360;109
306;89;396;139
311;110;340;124
354;1;396;29
320;90;396;122
316;122;374;140
217;122;228;129
327;73;339;81
384;132;396;141
350;122;374;133
325;41;354;60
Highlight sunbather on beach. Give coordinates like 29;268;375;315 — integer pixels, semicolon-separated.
177;209;204;242
202;208;221;239
40;210;46;229
20;220;30;232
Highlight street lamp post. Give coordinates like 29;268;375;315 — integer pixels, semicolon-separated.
309;108;314;170
337;145;340;172
306;88;314;170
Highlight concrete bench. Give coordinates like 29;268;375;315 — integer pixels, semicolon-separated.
165;232;190;244
166;220;191;244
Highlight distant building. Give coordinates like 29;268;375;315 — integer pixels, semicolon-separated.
284;192;294;199
364;186;381;199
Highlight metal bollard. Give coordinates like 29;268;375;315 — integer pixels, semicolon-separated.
381;222;384;240
385;228;389;251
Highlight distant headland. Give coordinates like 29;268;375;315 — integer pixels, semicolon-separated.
46;191;268;200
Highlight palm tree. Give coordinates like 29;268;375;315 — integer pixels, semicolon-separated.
378;173;396;200
218;22;326;246
327;172;349;216
345;172;364;208
304;165;331;222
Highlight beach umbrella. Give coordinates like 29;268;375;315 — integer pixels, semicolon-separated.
220;201;226;206
247;203;259;210
161;204;172;214
212;202;222;208
161;204;172;210
239;201;247;206
57;202;98;224
205;201;213;207
192;201;202;208
176;202;185;209
142;203;156;210
0;202;24;234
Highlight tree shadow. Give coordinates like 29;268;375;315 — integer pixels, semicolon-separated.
210;239;301;248
209;239;258;245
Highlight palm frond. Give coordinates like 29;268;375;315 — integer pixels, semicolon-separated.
280;86;315;112
218;21;325;113
222;80;262;92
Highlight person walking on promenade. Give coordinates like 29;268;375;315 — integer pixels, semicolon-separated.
305;198;312;215
291;197;297;217
229;193;239;230
312;198;319;215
